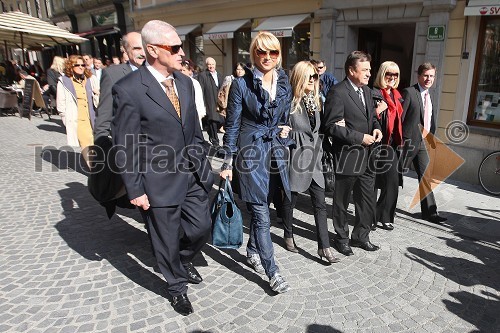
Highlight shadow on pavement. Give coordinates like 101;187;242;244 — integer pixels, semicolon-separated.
306;324;343;332
55;182;171;300
406;234;500;332
37;118;65;134
40;148;88;176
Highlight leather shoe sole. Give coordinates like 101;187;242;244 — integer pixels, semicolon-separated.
334;242;354;256
183;262;202;284
350;240;380;252
171;294;193;316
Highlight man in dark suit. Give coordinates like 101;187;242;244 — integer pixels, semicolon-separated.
112;20;214;316
402;62;447;224
198;57;223;146
94;31;145;139
323;51;383;256
88;32;145;216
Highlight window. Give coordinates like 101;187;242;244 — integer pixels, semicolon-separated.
188;34;205;73
233;30;251;66
468;17;500;128
281;25;310;72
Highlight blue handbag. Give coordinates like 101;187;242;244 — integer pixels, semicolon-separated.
211;177;243;249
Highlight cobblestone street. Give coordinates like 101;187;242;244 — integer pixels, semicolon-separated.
1;114;499;332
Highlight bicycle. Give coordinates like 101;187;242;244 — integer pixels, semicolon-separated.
478;151;500;195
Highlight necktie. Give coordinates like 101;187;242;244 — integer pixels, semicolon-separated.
357;88;365;109
423;91;430;133
162;79;181;118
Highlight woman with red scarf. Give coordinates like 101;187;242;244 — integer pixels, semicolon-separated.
372;61;404;231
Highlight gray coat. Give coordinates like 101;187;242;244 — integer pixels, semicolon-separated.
288;102;325;193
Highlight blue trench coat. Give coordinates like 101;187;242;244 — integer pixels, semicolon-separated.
223;68;293;204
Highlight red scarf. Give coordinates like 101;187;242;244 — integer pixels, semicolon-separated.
380;88;403;146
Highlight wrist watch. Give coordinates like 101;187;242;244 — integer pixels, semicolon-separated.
220;162;232;171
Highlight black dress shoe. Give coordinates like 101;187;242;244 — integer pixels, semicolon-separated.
334;242;354;256
171;294;193;316
350;239;380;252
183;262;202;284
423;213;447;224
379;222;394;231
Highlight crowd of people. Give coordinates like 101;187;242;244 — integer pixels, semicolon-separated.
24;19;448;316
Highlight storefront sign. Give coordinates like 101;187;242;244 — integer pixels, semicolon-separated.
465;5;500;16
204;32;234;40
427;26;445;41
269;30;293;38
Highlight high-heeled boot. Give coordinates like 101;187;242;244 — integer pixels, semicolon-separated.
317;247;340;263
284;237;299;253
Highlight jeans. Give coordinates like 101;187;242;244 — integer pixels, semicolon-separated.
246;202;278;279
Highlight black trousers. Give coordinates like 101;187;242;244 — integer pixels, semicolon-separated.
332;170;375;243
147;173;211;297
282;179;330;249
375;145;401;224
207;120;220;145
404;141;437;217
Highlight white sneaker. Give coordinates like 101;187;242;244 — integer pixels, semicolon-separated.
269;273;290;294
246;254;265;275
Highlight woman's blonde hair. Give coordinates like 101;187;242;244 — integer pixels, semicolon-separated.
249;31;282;68
50;56;66;73
289;61;320;114
373;61;400;89
63;55;92;78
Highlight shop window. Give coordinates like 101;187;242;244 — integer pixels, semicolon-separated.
281;25;310;72
188;34;205;73
468;17;500;128
234;30;251;67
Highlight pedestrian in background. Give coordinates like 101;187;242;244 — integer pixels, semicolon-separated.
56;55;99;165
198;57;223;146
180;59;206;128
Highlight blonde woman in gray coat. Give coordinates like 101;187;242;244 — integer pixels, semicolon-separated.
281;61;342;264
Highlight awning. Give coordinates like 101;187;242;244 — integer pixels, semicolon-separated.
252;14;310;38
203;19;248;40
77;27;120;38
0;11;87;48
464;0;500;16
176;24;200;41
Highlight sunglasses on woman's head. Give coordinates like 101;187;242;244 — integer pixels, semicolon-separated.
152;44;183;55
73;64;85;68
255;49;280;59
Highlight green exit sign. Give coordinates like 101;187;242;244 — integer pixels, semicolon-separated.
427;26;445;41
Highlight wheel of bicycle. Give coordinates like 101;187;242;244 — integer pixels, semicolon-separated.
478;151;500;196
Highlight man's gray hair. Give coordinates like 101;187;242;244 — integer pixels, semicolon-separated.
122;31;140;49
141;20;176;50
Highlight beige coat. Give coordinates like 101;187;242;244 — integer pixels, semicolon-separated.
57;75;99;147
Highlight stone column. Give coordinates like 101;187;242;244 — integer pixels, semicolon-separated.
314;8;339;72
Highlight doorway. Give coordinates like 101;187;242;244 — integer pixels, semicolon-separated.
358;24;415;89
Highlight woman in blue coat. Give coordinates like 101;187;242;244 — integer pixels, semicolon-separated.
220;31;292;294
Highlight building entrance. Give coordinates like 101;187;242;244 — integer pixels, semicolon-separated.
358;24;415;89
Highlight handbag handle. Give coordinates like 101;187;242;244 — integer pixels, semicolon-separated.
223;176;236;203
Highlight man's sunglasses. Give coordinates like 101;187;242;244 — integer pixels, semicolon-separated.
73;64;85;68
151;44;183;54
255;49;280;59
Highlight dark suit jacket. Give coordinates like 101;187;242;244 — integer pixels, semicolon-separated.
322;78;381;176
111;65;214;207
401;83;436;150
94;63;132;139
198;70;224;122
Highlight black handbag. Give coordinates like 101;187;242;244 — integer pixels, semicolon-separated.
210;177;243;249
322;136;335;193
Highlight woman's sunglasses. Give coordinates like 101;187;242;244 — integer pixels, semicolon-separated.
308;74;319;81
385;72;399;78
152;44;183;55
73;64;85;68
255;49;280;59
